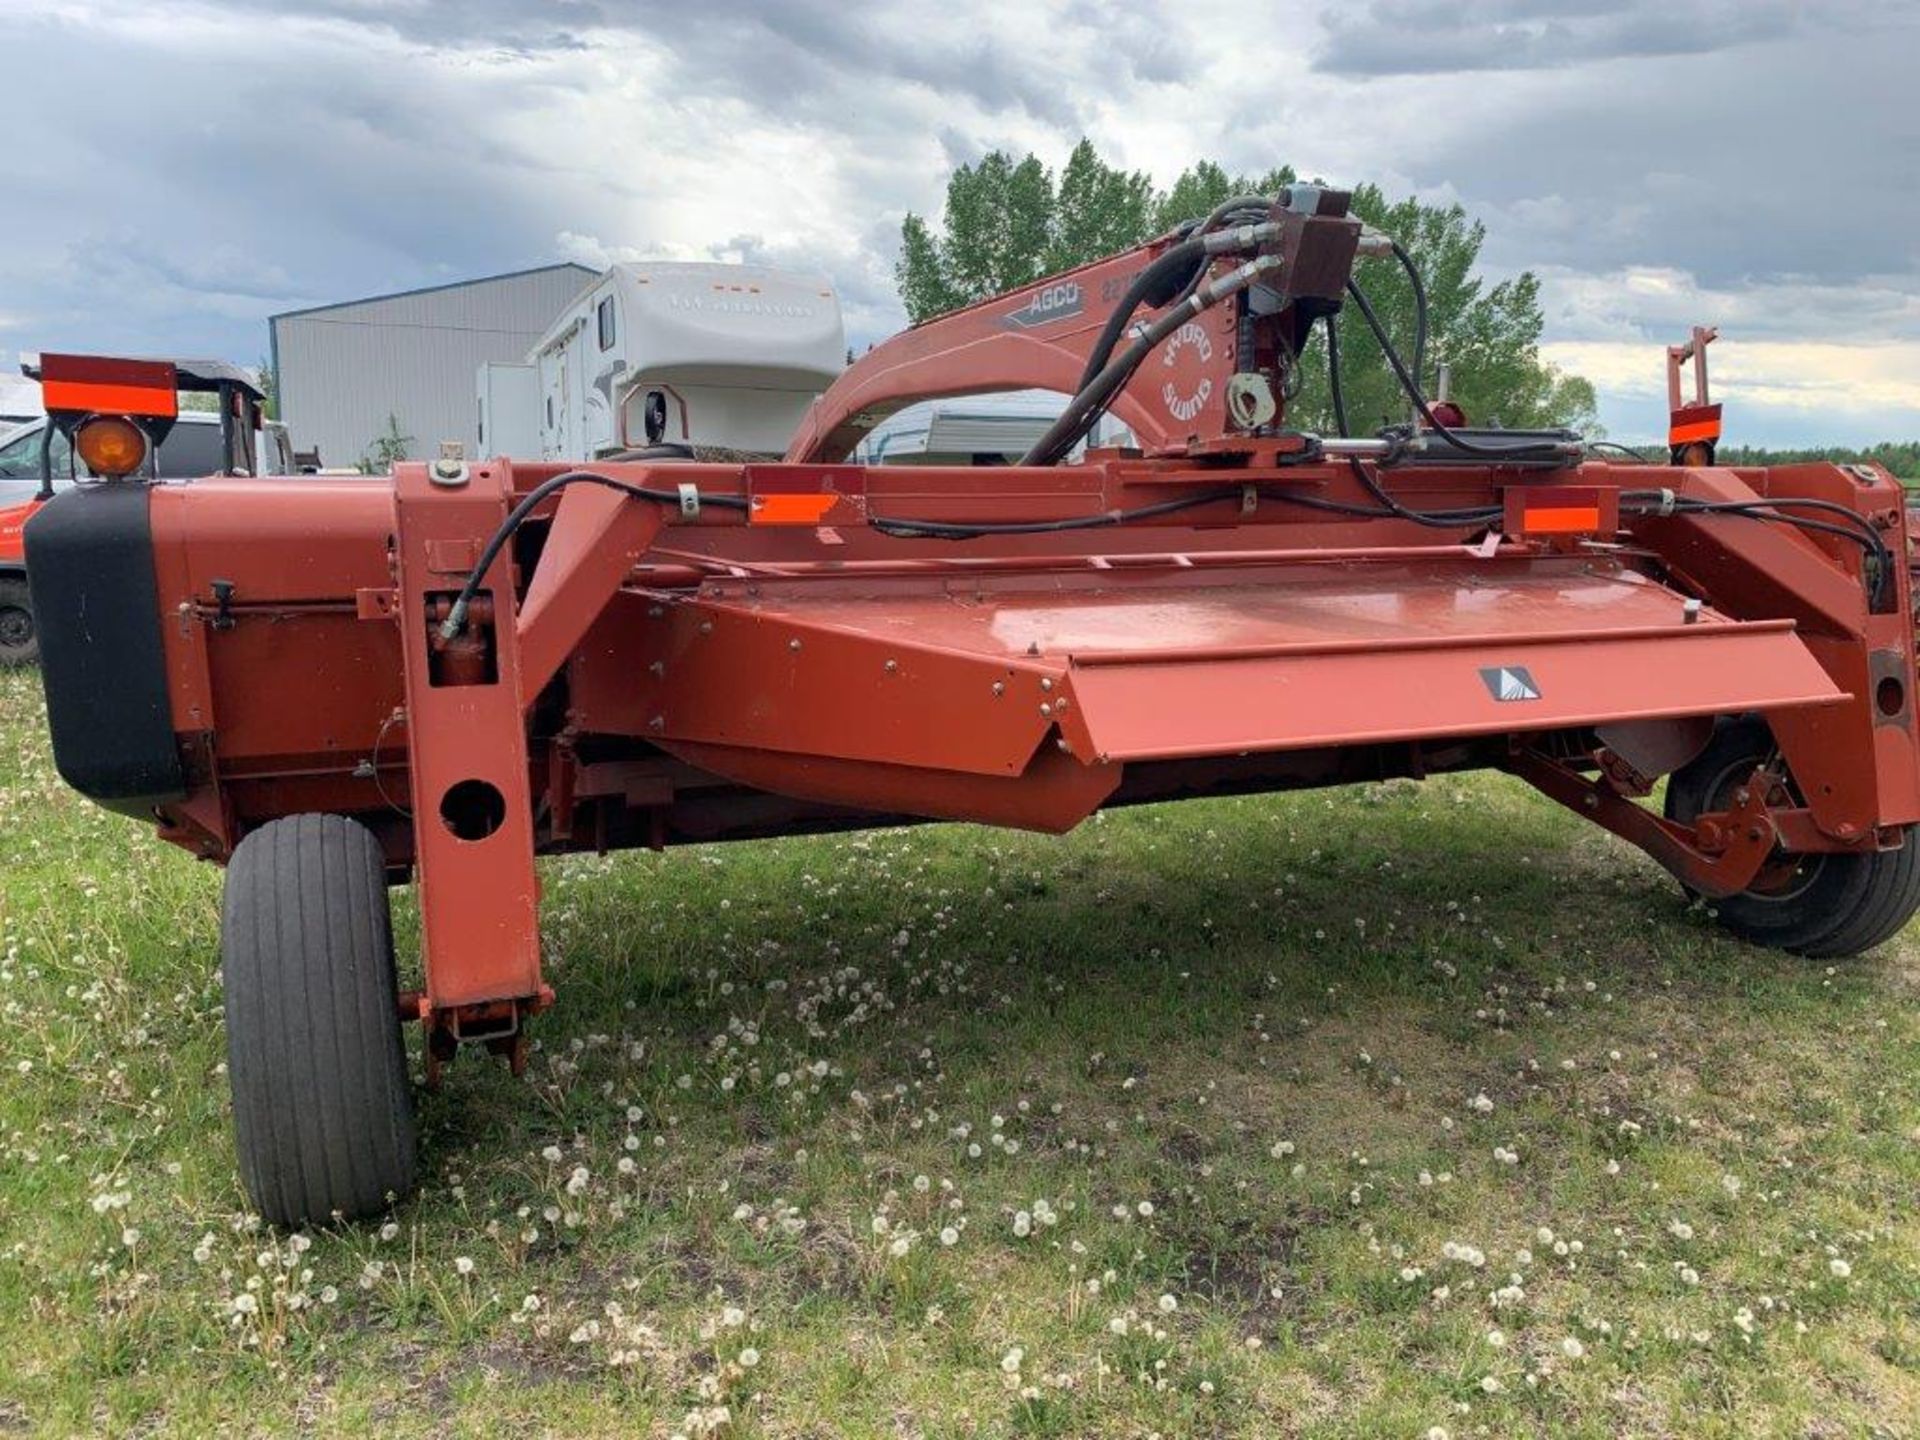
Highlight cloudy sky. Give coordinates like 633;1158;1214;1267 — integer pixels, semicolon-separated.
7;0;1918;445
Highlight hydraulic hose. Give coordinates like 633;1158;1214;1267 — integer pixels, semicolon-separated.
1326;315;1351;439
1022;254;1284;467
1075;237;1207;392
1389;237;1428;398
1344;278;1570;463
439;469;749;640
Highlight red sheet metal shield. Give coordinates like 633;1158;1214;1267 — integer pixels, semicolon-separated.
584;553;1844;822
1049;562;1841;762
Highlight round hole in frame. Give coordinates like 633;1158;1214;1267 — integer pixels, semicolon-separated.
1877;675;1906;718
439;778;507;841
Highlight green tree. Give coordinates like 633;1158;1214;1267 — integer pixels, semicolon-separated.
256;355;279;421
897;151;1056;321
1154;159;1296;232
895;140;1595;434
1048;139;1155;274
1295;186;1599;435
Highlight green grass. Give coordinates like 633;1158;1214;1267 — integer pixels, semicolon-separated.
3;665;1919;1437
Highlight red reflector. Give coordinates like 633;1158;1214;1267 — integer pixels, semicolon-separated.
1668;418;1722;445
41;379;179;418
1668;402;1722;447
1525;505;1603;534
751;493;839;525
743;463;867;527
38;354;178;420
1502;485;1619;540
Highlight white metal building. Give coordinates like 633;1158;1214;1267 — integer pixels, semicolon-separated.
270;263;594;469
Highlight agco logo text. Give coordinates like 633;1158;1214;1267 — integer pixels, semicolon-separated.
1002;282;1083;330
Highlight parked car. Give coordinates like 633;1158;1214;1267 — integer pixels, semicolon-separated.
0;408;293;665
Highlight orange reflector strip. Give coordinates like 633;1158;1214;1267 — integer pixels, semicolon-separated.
1524;505;1603;534
1668;417;1722;445
751;493;839;525
41;378;178;419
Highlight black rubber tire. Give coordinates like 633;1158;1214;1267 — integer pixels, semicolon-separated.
0;576;35;667
222;813;418;1227
1665;716;1920;957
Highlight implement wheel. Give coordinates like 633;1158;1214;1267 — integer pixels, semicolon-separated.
222;814;418;1226
1665;716;1920;957
0;577;35;666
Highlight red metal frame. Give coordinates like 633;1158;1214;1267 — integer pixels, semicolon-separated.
1668;325;1723;460
34;212;1920;1051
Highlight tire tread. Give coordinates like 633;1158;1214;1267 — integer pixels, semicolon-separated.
222;814;417;1227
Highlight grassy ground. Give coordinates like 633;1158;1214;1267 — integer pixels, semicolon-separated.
2;666;1918;1438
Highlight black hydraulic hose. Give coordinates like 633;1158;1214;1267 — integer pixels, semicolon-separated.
440;469;749;639
1587;440;1656;463
1326;314;1351;439
1075;237;1207;392
1344;278;1568;461
1170;194;1272;306
1389;237;1428;397
872;483;1505;540
1618;488;1893;608
1343;457;1500;530
1072;196;1276;394
1022;256;1279;468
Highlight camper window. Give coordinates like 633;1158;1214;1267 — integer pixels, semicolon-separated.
597;296;616;352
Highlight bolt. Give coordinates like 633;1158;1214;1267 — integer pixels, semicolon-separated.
884;658;899;673
1581;793;1599;810
1733;788;1750;807
1040;677;1054;692
648;660;665;677
648;715;664;731
991;681;1005;696
789;638;802;652
1040;702;1053;717
1747;825;1765;842
699;620;713;635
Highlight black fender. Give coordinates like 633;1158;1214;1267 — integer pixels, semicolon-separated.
23;483;184;813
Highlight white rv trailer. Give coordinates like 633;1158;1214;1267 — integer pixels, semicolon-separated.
478;262;845;462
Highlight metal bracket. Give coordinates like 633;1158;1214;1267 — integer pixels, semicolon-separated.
1510;747;1777;899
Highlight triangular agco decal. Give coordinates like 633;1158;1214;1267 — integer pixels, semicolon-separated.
1479;665;1542;702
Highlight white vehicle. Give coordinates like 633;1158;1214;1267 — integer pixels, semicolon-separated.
0;409;296;481
856;390;1136;466
479;262;845;462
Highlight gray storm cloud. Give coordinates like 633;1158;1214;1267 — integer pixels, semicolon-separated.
5;0;1916;445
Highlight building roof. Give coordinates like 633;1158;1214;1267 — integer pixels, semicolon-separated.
269;262;597;324
0;372;41;420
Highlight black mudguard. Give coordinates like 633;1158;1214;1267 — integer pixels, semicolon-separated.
23;484;184;814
